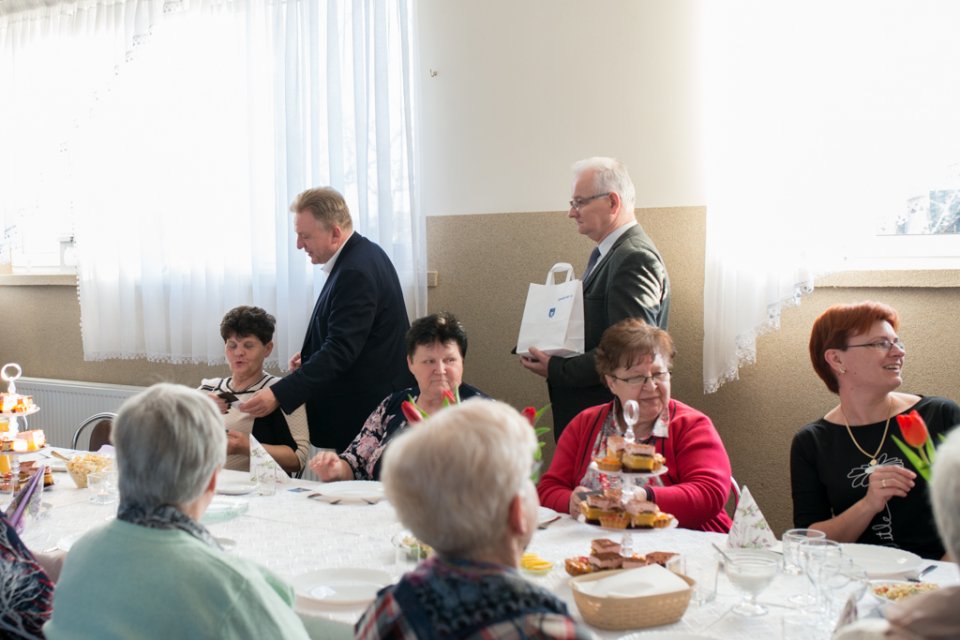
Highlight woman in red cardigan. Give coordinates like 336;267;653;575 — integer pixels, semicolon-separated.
537;318;733;532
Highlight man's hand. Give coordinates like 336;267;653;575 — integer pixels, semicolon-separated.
519;346;551;378
238;387;279;417
288;352;302;371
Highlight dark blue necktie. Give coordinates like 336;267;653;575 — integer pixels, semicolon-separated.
583;247;601;280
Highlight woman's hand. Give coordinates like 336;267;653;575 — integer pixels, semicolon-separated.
207;392;229;414
309;450;352;482
568;485;590;518
225;430;250;455
863;465;916;513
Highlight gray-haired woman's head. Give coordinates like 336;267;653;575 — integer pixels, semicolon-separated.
113;383;226;510
931;426;960;562
381;399;537;559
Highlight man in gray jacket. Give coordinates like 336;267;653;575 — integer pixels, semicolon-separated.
520;157;670;438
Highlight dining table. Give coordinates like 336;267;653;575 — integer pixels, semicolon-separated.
14;452;960;640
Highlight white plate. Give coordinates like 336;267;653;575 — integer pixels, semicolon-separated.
588;460;669;478
841;543;923;579
216;479;258;496
56;531;83;552
578;513;678;532
621;633;720;640
311;480;385;504
201;497;249;524
537;506;560;526
291;567;393;606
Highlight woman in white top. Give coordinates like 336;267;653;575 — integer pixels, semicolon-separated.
200;306;309;475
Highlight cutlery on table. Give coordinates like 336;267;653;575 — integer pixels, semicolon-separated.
908;565;937;582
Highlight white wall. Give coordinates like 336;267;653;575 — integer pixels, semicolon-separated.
416;0;704;216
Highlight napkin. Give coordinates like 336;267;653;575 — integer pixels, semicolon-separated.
726;484;777;549
4;466;44;533
249;435;289;484
573;564;689;598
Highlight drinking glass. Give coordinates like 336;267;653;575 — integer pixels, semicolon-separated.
87;471;116;504
794;538;842;610
685;553;719;605
818;558;868;628
724;549;780;616
782;528;826;574
255;465;278;496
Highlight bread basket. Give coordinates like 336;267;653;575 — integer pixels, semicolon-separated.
570;569;694;630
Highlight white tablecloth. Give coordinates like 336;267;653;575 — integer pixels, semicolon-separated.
16;465;960;640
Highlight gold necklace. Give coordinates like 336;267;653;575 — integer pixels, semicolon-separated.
839;397;893;466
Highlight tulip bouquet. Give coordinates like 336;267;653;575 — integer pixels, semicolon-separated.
400;389;459;424
891;410;944;481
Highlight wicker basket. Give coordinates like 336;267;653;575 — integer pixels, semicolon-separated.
570;570;694;630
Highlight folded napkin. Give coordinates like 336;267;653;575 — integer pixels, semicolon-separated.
4;466;45;533
726;484;777;549
573;564;689;598
249;435;288;484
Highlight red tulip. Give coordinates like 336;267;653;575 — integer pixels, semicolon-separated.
521;406;537;426
896;410;929;448
441;389;457;407
401;400;423;424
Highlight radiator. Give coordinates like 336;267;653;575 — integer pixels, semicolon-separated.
12;377;145;447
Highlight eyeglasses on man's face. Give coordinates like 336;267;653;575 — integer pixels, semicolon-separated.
845;338;905;353
569;192;611;211
610;371;671;386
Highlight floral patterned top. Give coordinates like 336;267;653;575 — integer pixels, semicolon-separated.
340;384;487;480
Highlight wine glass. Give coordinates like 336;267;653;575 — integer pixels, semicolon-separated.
782;528;826;575
724;549;780;616
794;538;842;610
817;558;868;627
622;399;639;443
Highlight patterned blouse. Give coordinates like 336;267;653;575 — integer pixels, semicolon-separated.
340;384;487;480
355;556;595;640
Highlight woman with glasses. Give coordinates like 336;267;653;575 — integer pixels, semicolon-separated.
792;301;960;559
537;318;733;532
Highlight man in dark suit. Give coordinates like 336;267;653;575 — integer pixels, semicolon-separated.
520;157;670;439
240;187;411;451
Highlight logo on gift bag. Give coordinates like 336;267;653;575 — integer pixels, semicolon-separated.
548;307;556;318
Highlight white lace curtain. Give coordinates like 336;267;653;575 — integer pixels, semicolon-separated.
0;0;424;366
701;1;960;392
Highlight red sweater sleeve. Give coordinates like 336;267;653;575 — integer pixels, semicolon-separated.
653;401;733;532
537;405;608;514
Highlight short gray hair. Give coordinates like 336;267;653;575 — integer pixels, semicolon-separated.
572;156;636;214
931;425;960;561
113;383;226;509
381;399;537;558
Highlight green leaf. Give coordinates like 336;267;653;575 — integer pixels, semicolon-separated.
890;434;931;481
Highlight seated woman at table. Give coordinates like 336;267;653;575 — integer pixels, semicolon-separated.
309;311;487;481
0;514;55;637
200;305;309;475
792;301;960;559
537;318;733;532
834;425;960;640
45;384;309;640
356;400;594;640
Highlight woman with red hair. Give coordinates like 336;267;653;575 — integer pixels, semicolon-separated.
792;301;960;559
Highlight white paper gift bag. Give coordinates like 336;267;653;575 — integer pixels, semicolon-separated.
516;262;585;357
